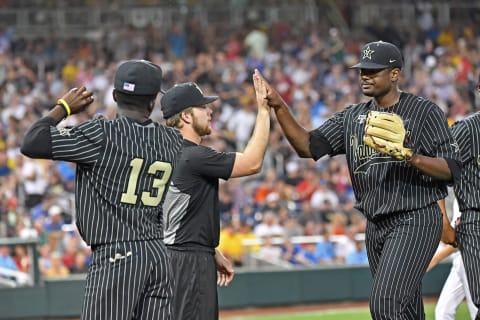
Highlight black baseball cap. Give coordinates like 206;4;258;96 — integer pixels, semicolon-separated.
351;41;403;70
114;60;164;95
161;82;218;119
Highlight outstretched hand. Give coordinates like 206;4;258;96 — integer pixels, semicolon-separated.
253;69;269;111
252;69;286;110
59;86;95;115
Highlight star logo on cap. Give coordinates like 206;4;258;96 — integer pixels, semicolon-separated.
362;46;374;60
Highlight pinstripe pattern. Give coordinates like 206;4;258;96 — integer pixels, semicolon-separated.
315;93;456;220
366;204;442;319
451;113;480;319
82;240;173;320
49;117;183;320
311;92;457;319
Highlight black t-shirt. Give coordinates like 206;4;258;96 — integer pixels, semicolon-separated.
163;139;235;249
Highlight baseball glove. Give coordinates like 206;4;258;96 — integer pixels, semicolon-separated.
363;111;413;161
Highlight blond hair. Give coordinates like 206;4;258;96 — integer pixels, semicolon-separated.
165;107;193;129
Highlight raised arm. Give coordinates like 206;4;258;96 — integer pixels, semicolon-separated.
230;69;271;177
21;87;94;159
255;71;312;158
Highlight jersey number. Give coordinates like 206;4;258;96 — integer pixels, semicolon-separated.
120;158;172;207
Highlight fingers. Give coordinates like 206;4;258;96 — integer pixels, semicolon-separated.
253;70;269;103
60;86;95;115
217;270;234;287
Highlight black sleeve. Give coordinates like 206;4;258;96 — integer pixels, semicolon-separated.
20;117;56;159
445;157;462;185
309;131;333;161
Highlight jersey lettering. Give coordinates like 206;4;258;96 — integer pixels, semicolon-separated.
121;158;172;206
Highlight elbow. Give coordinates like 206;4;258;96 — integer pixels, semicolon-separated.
250;161;263;174
20;143;34;158
296;148;311;158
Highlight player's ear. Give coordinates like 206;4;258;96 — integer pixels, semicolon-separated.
112;90;118;102
148;99;155;113
180;110;191;124
390;68;400;81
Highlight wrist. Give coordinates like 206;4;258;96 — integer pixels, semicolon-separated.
405;150;416;165
57;98;71;117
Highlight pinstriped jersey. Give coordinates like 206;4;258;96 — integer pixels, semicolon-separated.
50;117;183;245
451;112;480;212
163;139;235;249
311;92;458;220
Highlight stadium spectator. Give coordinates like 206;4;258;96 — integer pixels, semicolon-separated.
0;245;18;271
345;240;369;265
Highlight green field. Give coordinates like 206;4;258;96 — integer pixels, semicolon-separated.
222;302;470;320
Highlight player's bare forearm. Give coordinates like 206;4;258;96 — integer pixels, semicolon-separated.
231;108;270;177
255;69;312;158
438;199;457;247
273;105;312;158
427;245;458;272
408;155;452;181
231;70;271;177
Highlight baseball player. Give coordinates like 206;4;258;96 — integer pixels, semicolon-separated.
160;70;270;319
428;199;478;320
21;60;182;320
450;76;480;319
259;41;460;319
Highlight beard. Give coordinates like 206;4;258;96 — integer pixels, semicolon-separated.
192;118;211;137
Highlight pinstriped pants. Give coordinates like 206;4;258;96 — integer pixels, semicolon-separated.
366;203;442;320
81;240;173;320
457;210;480;320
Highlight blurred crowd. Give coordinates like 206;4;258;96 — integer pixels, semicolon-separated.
1;5;480;280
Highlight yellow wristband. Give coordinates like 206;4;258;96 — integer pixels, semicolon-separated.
57;98;71;117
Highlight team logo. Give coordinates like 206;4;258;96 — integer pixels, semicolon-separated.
451;142;460;153
362;46;374;60
356;114;367;124
350;135;402;174
58;128;72;136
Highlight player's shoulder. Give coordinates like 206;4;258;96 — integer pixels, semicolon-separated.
452;112;480;130
76;118;105;130
182;140;220;156
400;93;445;117
162;124;183;140
340;101;370;116
401;92;437;108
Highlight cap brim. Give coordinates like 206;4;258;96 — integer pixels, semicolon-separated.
350;62;389;69
199;96;219;105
